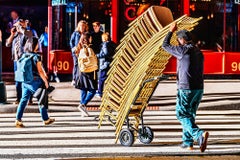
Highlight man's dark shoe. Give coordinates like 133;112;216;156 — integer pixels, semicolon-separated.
198;131;209;152
180;143;193;150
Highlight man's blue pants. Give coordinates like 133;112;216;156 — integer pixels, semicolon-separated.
176;89;204;146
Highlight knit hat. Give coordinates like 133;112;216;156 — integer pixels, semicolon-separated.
176;29;192;41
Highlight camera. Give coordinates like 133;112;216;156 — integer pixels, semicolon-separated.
12;26;17;32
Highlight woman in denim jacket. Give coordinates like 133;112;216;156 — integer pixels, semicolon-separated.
69;20;88;86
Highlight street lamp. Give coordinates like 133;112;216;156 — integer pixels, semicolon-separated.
0;29;7;104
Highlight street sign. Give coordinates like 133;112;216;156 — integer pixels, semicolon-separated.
52;0;67;6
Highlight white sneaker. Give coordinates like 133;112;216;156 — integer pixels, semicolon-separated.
95;93;102;99
77;104;89;117
71;80;75;86
55;77;60;83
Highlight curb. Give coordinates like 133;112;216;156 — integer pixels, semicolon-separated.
1;102;240;114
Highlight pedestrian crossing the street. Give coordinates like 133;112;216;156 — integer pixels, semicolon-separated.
0;110;240;159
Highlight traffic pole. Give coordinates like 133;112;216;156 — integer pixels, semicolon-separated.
223;0;226;52
0;30;7;104
48;0;52;73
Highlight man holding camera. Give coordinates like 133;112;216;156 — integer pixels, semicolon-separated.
6;19;33;104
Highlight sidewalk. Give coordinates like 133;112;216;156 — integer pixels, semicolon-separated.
1;79;240;113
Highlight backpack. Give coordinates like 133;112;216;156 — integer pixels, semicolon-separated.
78;45;98;73
15;53;35;83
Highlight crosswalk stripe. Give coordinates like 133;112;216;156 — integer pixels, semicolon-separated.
0;110;239;159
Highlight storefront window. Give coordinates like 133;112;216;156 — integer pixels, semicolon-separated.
61;0;111;49
189;0;239;52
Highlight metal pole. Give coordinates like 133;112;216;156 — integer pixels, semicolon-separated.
0;30;2;81
48;0;53;71
183;0;190;16
75;3;78;29
111;0;119;43
223;0;226;52
0;29;7;104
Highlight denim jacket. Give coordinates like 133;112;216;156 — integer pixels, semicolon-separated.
69;31;81;55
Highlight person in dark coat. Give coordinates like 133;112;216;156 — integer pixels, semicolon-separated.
162;22;209;152
90;21;103;54
95;32;116;98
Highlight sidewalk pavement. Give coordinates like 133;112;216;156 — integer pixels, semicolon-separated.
1;79;240;113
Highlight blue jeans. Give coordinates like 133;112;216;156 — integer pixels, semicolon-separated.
14;61;22;101
98;68;109;96
16;78;49;121
80;89;96;105
176;89;204;146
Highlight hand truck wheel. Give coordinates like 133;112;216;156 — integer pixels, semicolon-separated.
138;126;154;144
119;128;134;147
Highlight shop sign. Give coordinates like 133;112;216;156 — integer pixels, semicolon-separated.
52;0;67;6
